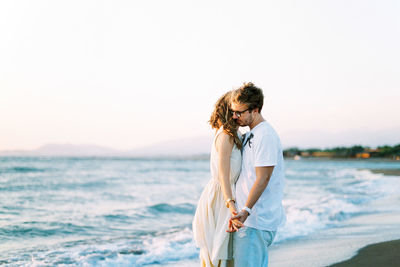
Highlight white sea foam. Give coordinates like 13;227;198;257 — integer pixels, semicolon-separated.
134;228;197;266
275;165;400;244
42;228;197;267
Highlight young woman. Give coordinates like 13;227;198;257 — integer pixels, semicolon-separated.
192;91;242;267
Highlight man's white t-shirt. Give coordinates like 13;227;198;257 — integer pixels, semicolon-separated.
235;121;286;231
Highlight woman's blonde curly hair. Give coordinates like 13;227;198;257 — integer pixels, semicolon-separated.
209;91;242;150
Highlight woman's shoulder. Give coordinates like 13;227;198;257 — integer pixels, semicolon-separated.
215;130;233;144
215;129;235;151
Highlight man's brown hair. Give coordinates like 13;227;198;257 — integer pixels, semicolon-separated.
231;82;264;112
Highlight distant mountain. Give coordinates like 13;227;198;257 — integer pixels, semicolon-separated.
3;127;396;157
0;136;213;157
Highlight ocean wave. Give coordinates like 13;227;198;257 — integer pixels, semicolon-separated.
103;214;132;221
2;228;197;267
147;203;196;214
0;180;109;192
138;167;205;174
276;167;400;243
0;222;96;239
0;225;59;238
0;166;46;173
132;228;197;266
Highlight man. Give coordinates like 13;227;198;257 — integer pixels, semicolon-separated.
229;82;286;267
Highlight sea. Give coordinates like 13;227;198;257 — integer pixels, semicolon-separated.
1;156;400;266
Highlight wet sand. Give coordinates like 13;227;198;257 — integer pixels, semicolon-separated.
328;239;400;267
368;169;400;176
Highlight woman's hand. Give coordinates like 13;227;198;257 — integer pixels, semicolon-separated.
230;210;249;226
228;202;238;216
226;215;243;232
226;205;242;232
226;204;238;232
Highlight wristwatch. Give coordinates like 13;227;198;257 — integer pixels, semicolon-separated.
242;206;251;215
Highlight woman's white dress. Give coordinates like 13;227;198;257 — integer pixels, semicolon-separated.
192;129;242;267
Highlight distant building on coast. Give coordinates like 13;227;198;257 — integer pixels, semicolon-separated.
283;144;400;160
356;152;370;159
311;151;333;157
356;148;381;159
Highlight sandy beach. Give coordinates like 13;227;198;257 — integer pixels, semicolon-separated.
270;167;400;266
325;168;400;267
268;211;400;266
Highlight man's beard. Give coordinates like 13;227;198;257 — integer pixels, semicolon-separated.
238;114;253;127
235;119;245;126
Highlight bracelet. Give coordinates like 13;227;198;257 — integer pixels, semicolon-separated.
225;198;235;208
242;206;251;215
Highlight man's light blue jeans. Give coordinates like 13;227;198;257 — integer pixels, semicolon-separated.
233;226;276;267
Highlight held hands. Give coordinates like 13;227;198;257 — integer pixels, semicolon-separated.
227;209;249;232
226;202;239;233
226;210;239;233
230;210;250;231
225;200;249;232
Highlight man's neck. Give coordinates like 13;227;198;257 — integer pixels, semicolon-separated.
249;114;265;130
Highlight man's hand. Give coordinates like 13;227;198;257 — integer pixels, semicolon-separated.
226;210;239;232
231;209;249;224
226;210;248;232
227;218;243;232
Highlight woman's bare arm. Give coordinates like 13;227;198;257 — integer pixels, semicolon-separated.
215;132;237;216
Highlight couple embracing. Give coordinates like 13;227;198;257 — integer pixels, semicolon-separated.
193;83;286;267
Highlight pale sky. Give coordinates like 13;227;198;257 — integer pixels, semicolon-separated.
1;0;399;151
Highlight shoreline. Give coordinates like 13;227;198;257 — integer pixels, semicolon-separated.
269;167;400;266
269;210;400;267
326;166;400;267
367;168;400;176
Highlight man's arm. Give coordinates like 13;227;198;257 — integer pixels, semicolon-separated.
231;166;274;226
